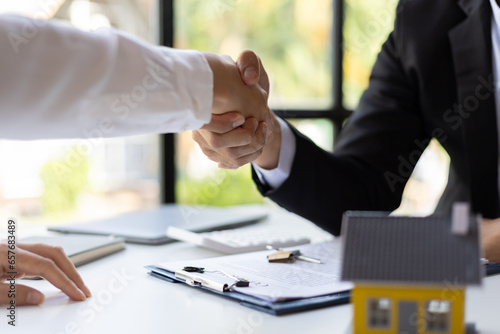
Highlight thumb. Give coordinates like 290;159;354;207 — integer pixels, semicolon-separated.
236;50;261;85
0;283;45;306
236;50;270;94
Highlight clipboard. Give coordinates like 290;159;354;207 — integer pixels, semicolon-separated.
145;265;350;316
486;261;500;275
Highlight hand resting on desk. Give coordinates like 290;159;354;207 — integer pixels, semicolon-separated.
0;242;91;305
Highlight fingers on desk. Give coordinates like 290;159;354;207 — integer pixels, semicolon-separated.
16;243;91;300
0;282;45;305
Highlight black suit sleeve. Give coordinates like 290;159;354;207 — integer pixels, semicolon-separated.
253;15;429;236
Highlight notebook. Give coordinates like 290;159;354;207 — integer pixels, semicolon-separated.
48;204;268;245
20;235;125;267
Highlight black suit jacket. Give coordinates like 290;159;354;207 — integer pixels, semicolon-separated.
253;0;500;236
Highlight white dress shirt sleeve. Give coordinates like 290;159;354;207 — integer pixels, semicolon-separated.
252;117;296;189
0;14;213;140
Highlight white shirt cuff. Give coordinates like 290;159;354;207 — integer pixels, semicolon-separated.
252;117;296;190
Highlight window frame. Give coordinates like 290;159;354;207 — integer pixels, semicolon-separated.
366;297;392;329
158;0;351;203
425;299;451;332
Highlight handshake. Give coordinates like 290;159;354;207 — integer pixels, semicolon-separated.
196;51;281;170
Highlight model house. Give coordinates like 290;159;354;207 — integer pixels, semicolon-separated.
341;205;482;334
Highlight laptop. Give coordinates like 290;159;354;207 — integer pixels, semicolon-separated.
48;204;268;245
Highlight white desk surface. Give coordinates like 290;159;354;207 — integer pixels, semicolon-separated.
2;205;500;334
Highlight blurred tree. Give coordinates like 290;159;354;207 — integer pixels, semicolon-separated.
177;165;263;206
343;0;397;108
175;0;332;108
40;146;89;214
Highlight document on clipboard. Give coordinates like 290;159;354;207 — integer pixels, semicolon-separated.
146;240;352;315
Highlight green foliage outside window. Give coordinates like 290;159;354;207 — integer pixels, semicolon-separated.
175;0;332;108
343;0;397;109
176;165;263;206
40;146;89;214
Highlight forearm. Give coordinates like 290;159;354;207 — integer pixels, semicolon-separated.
0;15;212;139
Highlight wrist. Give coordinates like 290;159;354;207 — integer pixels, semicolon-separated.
255;112;281;169
202;52;233;114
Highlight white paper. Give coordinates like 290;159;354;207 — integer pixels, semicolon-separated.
157;240;353;302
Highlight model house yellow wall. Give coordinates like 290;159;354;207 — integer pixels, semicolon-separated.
352;283;465;334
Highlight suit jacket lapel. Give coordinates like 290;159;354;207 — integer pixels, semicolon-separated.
448;0;500;217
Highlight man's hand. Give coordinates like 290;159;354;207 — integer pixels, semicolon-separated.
196;50;281;169
203;51;270;122
0;242;91;305
481;218;500;262
193;112;269;169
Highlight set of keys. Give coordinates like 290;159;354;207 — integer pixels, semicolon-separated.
266;246;322;264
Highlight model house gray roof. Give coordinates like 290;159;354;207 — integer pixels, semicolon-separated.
341;213;482;285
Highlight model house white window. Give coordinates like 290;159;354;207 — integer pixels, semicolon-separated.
425;300;451;332
367;298;391;328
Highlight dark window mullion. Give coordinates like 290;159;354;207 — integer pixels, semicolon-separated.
274;109;336;119
159;0;175;204
331;0;351;140
332;0;343;112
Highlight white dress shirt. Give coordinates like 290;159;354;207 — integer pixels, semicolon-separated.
253;117;296;189
0;14;213;140
257;0;500;192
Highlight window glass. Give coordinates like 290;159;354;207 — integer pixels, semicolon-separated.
343;0;397;110
288;119;334;152
367;298;391;328
0;0;160;225
393;140;450;216
175;133;263;206
175;0;333;110
425;300;451;332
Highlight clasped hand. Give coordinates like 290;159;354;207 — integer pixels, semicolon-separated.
196;50;281;170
